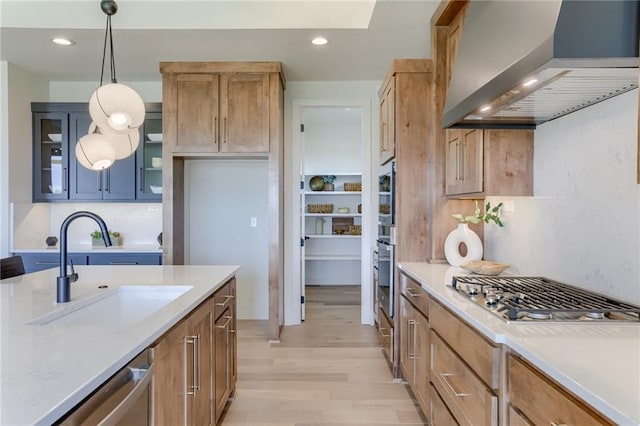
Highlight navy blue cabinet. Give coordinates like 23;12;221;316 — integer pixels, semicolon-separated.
69;113;137;201
32;103;162;203
16;252;162;273
19;252;89;273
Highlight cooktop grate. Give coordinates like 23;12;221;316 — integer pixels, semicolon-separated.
451;276;640;322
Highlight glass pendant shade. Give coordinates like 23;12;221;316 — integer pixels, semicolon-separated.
89;121;139;160
89;83;145;135
76;132;116;170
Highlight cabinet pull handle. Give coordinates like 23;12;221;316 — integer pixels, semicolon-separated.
406;290;420;298
460;140;466;181
185;335;199;396
214;116;218;145
138;167;144;192
105;171;110;192
550;422;568;426
223;117;227;144
36;262;59;265
216;315;233;329
63;167;68;192
215;295;232;307
407;319;416;360
109;262;139;265
440;373;470;397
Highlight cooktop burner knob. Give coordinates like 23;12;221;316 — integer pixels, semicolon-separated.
486;294;498;305
467;285;479;296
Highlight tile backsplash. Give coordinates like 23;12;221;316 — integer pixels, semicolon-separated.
12;202;162;249
484;90;639;304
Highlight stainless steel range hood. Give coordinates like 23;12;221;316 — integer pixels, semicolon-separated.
442;0;639;129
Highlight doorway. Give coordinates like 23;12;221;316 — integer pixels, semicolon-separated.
289;99;373;326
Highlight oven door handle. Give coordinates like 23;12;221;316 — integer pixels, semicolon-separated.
97;363;154;426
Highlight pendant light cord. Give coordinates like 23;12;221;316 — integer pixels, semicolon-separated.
98;14;117;87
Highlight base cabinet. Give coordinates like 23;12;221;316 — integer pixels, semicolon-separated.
214;278;237;423
377;306;393;364
152;277;236;425
399;273;430;417
507;353;613;425
429;298;499;426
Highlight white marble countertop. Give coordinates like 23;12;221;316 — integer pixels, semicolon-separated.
12;243;162;253
0;264;239;425
398;262;640;426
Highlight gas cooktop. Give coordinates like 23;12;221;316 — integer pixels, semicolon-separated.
451;276;640;323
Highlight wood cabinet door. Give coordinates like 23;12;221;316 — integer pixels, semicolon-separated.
379;77;395;165
413;310;430;416
399;296;414;385
445;129;483;196
214;307;233;422
187;300;213;426
172;73;219;153
153;320;188;426
219;73;270;153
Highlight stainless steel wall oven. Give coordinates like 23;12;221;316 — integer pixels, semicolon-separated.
376;161;395;320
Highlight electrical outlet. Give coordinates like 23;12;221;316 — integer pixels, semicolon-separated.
503;201;514;212
250;217;257;227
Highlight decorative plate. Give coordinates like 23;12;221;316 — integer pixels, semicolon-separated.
460;260;510;276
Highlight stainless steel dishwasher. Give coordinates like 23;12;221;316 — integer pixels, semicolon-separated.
56;348;154;425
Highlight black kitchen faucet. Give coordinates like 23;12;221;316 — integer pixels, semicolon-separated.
57;211;112;303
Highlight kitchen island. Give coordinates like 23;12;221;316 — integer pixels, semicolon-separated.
0;264;239;425
399;262;640;425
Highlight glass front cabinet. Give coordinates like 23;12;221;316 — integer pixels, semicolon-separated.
32;103;162;202
33;112;70;201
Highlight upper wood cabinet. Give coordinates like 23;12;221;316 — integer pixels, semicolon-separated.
445;128;533;198
161;62;280;154
379;76;395;165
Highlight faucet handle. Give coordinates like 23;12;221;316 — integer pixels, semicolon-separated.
69;259;79;283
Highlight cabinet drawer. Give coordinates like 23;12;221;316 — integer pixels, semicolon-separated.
430;384;459;425
400;273;429;316
18;252;88;273
431;332;497;426
508;354;612;425
377;306;393;363
88;253;162;265
214;279;234;319
508;406;533;426
429;299;499;389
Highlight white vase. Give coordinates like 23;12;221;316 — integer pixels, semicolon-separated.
444;223;483;266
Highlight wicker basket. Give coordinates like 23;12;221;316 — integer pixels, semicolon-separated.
379;204;391;214
308;203;333;214
348;225;362;235
344;182;362;192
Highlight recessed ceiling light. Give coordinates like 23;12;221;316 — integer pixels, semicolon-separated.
480;105;492;112
311;37;328;46
52;38;75;46
522;78;538;87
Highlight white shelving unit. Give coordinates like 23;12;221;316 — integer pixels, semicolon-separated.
302;174;362;285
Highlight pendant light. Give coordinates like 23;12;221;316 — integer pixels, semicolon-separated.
78;0;145;170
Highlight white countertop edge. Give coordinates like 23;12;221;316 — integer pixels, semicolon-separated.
397;262;639;426
27;266;240;425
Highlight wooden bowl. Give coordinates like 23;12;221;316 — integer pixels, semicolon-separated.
460;260;509;276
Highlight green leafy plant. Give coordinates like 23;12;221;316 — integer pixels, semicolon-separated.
452;201;504;227
91;230;121;238
322;175;336;184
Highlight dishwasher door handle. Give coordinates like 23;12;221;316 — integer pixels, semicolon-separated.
97;363;154;426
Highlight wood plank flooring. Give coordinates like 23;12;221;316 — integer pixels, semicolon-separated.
221;285;426;425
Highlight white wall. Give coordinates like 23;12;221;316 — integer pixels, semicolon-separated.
184;159;269;320
49;81;162;103
485;90;639;304
0;63;48;257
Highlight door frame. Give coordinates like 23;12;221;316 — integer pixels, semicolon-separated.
287;98;373;326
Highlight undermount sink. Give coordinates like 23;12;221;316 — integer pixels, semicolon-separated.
27;286;192;326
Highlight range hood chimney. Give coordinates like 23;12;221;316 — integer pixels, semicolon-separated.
443;0;639;129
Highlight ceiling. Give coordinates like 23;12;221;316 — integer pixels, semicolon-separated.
0;0;439;83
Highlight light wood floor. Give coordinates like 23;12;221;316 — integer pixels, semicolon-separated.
221;285;426;425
